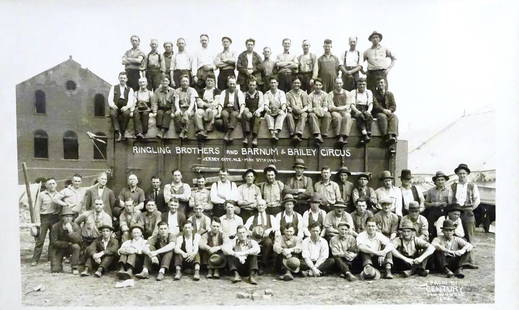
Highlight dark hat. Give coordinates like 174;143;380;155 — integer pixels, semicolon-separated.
408;201;420;211
432;171;449;182
368;31;383;41
454;163;471;175
263;164;278;175
208;253;226;269
242;168;256;180
293;158;306;169
399;220;416;231
336;166;351;176
379;170;394;180
60;207;75;216
130;224;144;233
308;193;322;203
98;224;114;231
357;172;371;180
282;194;297;205
441;219;456;230
445;203;463;214
221;36;232;43
360;265;381;280
333;201;348;209
399;169;413;179
282;257;300;273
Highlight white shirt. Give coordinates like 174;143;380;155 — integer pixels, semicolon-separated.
167;212;180;235
302;237;329;264
101;238;110;250
302;209;327;237
210;180;239;204
344;50;361;67
219;214;243;238
356;231;393;252
196;47;215;70
246;53;254;69
375;186;403;216
176;233;200;253
455;183;469;206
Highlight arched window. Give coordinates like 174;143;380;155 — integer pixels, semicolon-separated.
94;94;106;117
93;132;107;160
63;131;79;159
34;130;48;158
35;90;46;113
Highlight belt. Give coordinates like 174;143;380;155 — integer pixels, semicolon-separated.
147;67;162;71
174;69;190;72
368;69;386;72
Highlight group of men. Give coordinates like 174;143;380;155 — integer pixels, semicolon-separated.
31;160;480;283
110;32;398;147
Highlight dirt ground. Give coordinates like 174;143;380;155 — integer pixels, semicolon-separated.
19;228;494;306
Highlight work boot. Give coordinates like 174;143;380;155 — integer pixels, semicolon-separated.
417;269;429;277
454;268;465;279
116;131;122;142
345;271;356;281
401;269;412;278
249;271;258;285
444;267;454;278
338;135;344;144
94;268;103;278
72;268;79;275
174;269;182;280
156;271;165;281
232;271;241;283
213;268;220;279
251;136;258;147
384;266;393;279
80;269;90;277
242;136;249;145
207;268;213;279
193;269;200;281
136;133;144;140
293;135;302;143
315;134;324;144
282;270;294;281
135;269;149;279
156;131;163;139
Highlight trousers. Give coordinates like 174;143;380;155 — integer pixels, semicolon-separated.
32;214;60;263
331;111;353;136
374;112;398;136
286;112;308;136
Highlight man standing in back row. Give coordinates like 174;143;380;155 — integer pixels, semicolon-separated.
363;31;396;92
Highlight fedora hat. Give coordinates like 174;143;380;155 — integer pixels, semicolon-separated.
263;164;278;175
445;203;463;215
357;172;371;180
432;171;449;182
60;207;75;216
360;265;381;280
379;170;394;180
333;201;348;209
441;219;456;230
368;31;383;41
282;257;300;273
336;166;351;176
308;193;322;203
282;194;296;205
399;220;416;231
454;163;471;175
293;158;306;169
399;169;413;179
242;168;256;180
209;253;226;269
408;201;420;211
98;224;114;231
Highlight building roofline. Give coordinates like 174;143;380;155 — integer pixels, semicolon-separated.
16;56;111;87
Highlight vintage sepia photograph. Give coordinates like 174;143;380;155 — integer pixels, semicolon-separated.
1;0;516;309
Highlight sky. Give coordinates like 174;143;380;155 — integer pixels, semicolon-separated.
1;1;519;309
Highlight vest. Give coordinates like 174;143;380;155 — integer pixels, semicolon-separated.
307;211;324;228
332;90;348;107
279;212;299;235
245;91;260;111
451;183;475;207
207;231;224;247
146;52;163;70
260;181;283;202
223;90;240;111
251;212;272;229
180;234;195;252
402;185;420;206
113;85;130;108
178;88;193;108
191;215;208;234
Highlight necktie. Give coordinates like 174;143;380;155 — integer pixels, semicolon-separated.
154;190;158;201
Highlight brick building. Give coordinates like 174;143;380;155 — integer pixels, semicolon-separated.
16;56;112;185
